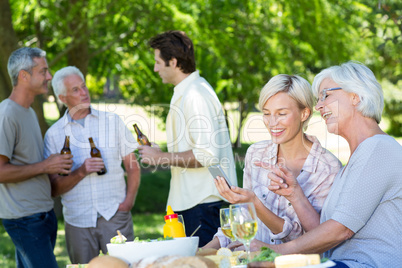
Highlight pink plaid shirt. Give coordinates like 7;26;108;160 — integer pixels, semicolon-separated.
216;135;342;246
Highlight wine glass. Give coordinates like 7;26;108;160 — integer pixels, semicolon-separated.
178;214;186;235
229;202;258;263
220;208;234;241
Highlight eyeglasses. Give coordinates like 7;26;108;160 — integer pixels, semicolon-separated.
318;87;342;102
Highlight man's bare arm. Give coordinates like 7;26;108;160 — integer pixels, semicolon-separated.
118;152;141;211
0;154;73;183
138;145;203;168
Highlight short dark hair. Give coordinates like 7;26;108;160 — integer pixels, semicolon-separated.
149;30;196;74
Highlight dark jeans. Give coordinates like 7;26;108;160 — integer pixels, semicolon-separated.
2;210;58;268
333;261;349;267
177;200;225;247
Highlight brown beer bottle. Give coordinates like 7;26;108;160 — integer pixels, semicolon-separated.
133;124;151;146
59;136;71;176
88;137;107;175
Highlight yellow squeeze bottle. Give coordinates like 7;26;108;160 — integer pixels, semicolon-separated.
163;205;186;238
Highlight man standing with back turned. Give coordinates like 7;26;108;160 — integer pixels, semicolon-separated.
139;30;237;247
0;47;73;268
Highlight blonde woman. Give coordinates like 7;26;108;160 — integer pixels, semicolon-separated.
206;74;341;249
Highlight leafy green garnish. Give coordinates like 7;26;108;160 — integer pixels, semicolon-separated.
110;235;127;244
132;236;174;242
251;247;281;262
156;236;174;241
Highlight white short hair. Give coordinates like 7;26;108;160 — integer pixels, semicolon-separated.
52;66;85;105
258;74;314;131
312;61;383;123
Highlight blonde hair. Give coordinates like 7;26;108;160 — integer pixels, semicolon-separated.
258;74;315;131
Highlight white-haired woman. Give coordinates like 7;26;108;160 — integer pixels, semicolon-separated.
252;62;402;268
205;74;342;249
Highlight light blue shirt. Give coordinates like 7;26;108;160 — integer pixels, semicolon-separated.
321;135;402;268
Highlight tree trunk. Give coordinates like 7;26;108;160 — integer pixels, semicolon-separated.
234;101;242;148
0;0;18;100
32;95;49;137
234;101;246;148
67;0;89;76
233;100;250;149
0;0;49;136
0;71;11;100
223;106;231;144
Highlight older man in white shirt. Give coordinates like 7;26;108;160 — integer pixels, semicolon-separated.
44;66;140;264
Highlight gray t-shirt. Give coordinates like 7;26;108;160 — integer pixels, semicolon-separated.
0;99;53;219
321;135;402;268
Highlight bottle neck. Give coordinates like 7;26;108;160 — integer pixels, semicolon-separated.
134;124;141;136
64;136;70;148
88;137;96;148
164;214;179;221
165;218;179;222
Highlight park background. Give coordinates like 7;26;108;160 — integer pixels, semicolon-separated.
0;0;401;267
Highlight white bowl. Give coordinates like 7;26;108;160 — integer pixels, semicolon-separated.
106;236;199;264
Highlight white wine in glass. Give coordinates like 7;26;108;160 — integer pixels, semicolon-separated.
230;202;258;263
220;208;234;240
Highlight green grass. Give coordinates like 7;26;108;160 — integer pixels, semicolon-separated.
133;169;171;213
132;213;164;239
0;223;15;267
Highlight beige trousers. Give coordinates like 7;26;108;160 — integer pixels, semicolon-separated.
65;211;134;264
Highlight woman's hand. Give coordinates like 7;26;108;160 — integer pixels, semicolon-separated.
254;161;303;203
214;176;257;204
227;240;244;251
250;239;270;252
227;239;264;252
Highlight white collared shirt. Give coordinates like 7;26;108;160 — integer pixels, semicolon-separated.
166;71;237;211
44;107;138;228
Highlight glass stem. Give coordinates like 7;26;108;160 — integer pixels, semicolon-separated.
244;240;251;263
